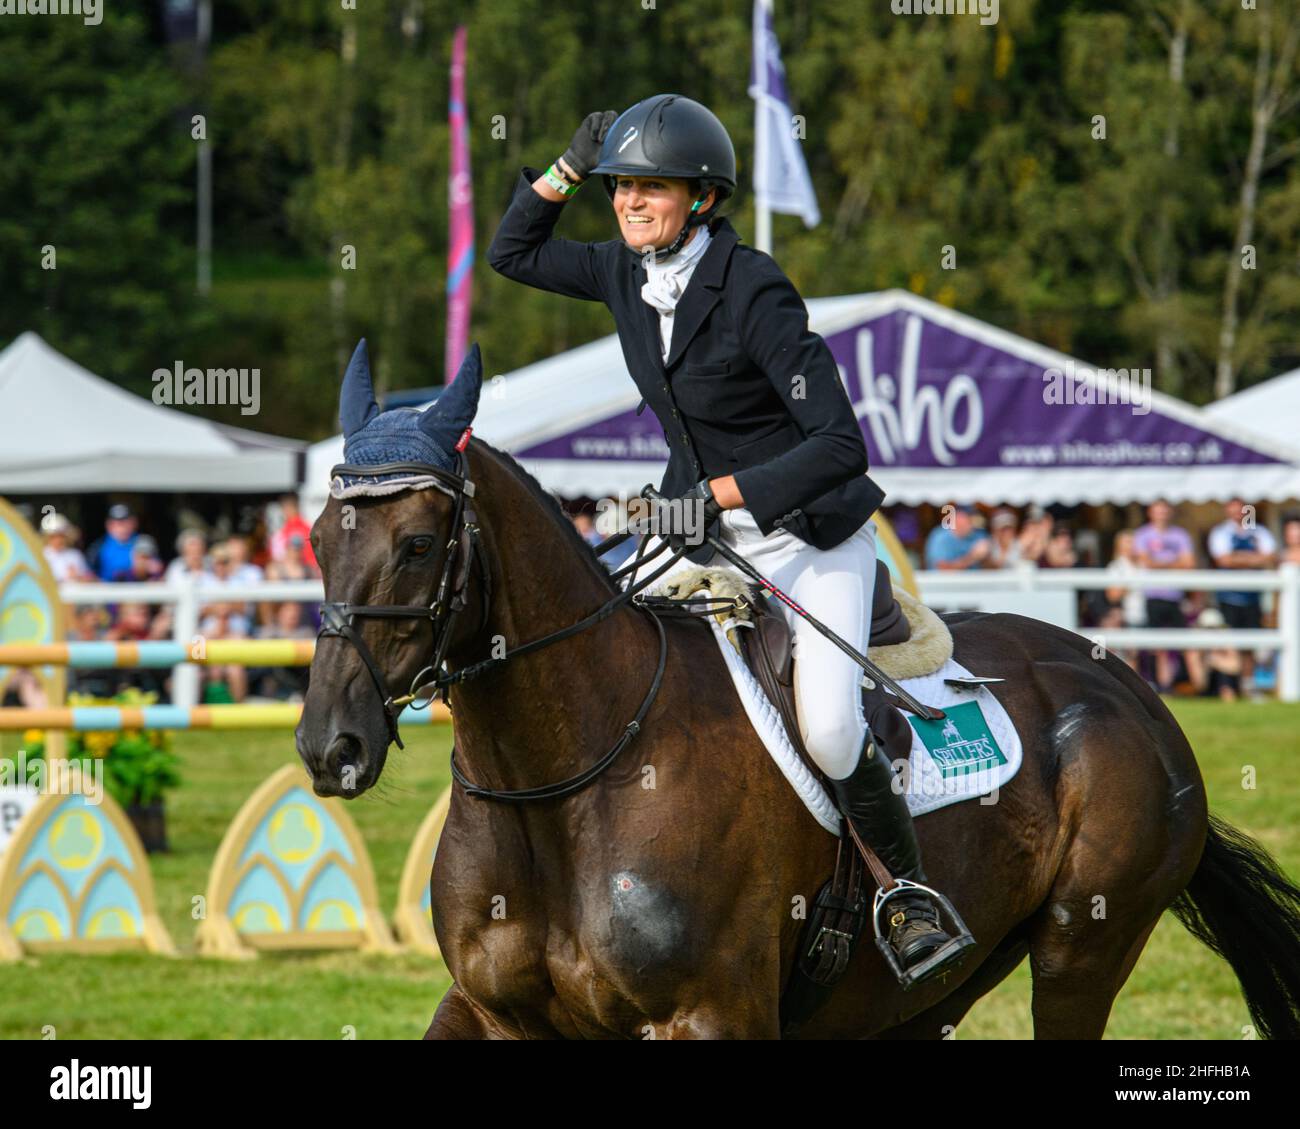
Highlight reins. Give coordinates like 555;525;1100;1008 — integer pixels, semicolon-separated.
317;449;728;802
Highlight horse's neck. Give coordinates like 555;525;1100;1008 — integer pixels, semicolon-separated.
445;446;659;796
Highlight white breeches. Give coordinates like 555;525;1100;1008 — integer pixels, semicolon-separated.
623;507;877;780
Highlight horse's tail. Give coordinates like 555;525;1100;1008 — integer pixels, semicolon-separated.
1170;813;1300;1039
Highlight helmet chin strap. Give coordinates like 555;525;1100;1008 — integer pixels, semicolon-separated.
629;194;714;263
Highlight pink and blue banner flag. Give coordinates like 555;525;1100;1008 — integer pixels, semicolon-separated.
446;25;474;383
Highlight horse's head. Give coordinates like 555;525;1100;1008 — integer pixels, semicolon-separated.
296;339;484;797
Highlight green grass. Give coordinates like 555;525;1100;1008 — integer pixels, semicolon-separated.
0;700;1294;1039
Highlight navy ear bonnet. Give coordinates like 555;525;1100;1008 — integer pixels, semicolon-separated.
331;339;482;497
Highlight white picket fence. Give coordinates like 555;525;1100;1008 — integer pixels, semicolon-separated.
916;564;1300;701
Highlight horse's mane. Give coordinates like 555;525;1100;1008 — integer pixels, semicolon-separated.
472;436;618;595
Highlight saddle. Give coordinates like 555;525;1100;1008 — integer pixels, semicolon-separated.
737;559;916;769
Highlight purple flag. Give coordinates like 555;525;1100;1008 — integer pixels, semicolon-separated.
749;0;820;227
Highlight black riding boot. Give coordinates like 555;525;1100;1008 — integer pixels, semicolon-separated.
828;734;974;988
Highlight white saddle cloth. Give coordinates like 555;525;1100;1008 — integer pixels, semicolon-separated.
695;604;1024;835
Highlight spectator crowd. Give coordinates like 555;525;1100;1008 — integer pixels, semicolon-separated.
20;495;321;707
10;490;1295;710
915;497;1297;701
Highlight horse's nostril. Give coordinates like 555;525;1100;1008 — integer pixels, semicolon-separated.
327;734;368;794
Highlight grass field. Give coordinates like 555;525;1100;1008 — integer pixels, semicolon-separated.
0;699;1294;1039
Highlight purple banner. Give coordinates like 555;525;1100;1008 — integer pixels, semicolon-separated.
824;308;1283;470
517;408;670;462
514;301;1284;473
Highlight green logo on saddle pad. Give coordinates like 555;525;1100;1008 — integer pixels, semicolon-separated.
909;700;1007;778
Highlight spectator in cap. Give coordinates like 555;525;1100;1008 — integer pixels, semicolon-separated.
41;513;93;583
129;535;165;582
225;535;265;586
986;508;1022;569
87;504;139;582
266;530;318;624
1184;607;1244;701
924;505;991;571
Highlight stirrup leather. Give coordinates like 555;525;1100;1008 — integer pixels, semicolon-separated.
871;878;977;991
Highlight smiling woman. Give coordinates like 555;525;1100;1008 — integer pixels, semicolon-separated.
609;175;715;252
485;93;980;987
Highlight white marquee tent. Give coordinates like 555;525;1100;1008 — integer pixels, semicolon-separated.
0;332;302;493
1205;366;1300;454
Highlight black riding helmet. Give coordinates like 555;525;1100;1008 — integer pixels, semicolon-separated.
590;94;737;261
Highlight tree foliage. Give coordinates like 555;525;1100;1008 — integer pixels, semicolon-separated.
3;0;1298;440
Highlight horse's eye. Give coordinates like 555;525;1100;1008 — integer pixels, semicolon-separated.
410;537;433;557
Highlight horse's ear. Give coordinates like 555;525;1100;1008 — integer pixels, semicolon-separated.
340;338;380;438
418;342;482;441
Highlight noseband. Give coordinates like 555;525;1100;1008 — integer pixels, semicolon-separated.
318;450;489;750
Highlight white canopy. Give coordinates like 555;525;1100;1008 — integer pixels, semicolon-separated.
0;332;302;492
1205;366;1300;454
303;291;1300;516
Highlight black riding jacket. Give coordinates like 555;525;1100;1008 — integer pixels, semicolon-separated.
487;167;885;564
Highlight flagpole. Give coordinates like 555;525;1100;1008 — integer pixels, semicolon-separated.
755;95;772;254
754;0;773;255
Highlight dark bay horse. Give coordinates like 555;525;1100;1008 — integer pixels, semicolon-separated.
297;376;1300;1040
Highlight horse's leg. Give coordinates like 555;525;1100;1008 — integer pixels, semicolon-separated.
1027;908;1161;1039
424;982;499;1040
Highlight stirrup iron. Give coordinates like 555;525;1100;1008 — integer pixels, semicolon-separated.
871;878;976;991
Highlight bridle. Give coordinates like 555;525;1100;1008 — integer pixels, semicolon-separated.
317;449;488;751
316;445;721;802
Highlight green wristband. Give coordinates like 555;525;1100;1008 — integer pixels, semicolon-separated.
542;165;579;197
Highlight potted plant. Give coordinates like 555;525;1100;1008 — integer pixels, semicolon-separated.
23;688;182;852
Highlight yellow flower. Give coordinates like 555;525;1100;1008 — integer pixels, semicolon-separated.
84;732;115;758
23;729;43;745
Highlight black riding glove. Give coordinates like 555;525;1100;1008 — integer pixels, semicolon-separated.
560;110;619;181
662;479;724;551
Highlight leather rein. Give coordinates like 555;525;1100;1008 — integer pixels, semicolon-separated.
317;448;708;802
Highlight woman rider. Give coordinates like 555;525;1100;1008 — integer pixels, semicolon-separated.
488;94;971;987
